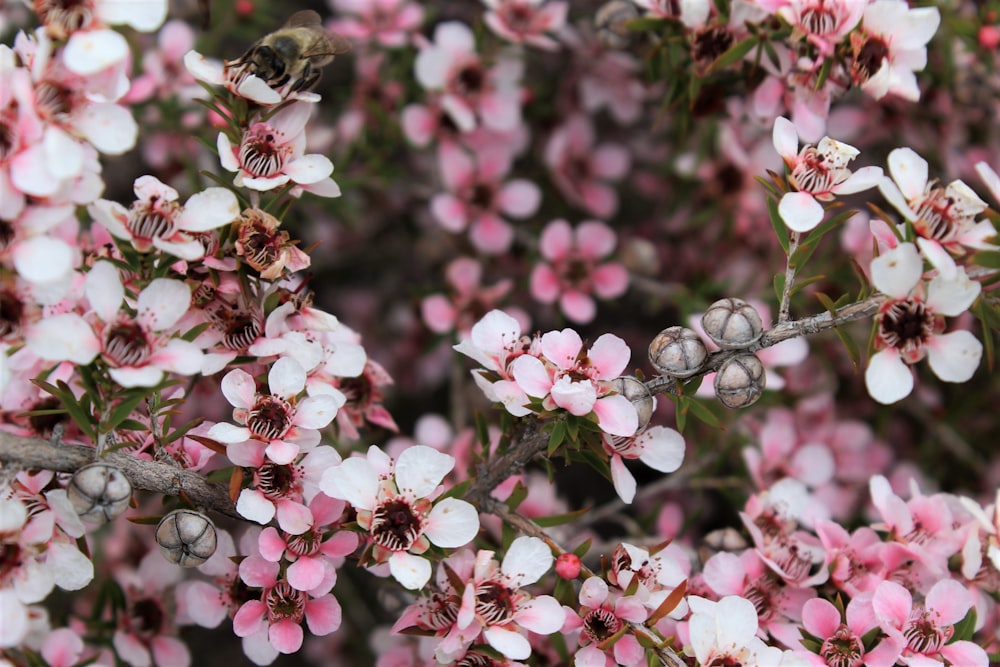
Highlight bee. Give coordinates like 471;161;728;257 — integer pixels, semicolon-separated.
227;10;352;95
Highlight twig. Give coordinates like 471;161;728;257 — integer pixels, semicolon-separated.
0;431;240;520
465;418;545;504
777;231;800;323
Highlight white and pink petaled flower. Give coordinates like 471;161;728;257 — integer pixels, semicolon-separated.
764;0;864;57
218;102;341;196
421;257;518;338
564;576;648;667
510;328;639;437
454;309;537;417
879;148;996;280
603;425;685;504
684;595;799;666
530;219;628;325
319;444;480;590
26;261;204;388
184;50;289;107
113;552;190;667
89;175;239;260
545;115;630;219
773;116;882;232
451;536;566;661
33;0;167;40
208;356;341;466
850;0;940;102
430;141;541;254
414;22;524;133
327;0;424;48
796;595;903;667
865;242;982;404
482;0;569;51
631;0;711;29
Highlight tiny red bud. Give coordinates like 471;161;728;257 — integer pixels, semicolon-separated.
979;26;1000;50
555;553;582;580
235;0;254;17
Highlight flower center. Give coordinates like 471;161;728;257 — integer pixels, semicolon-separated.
455;64;485;95
473;580;515;626
239;124;290;178
501;4;534;32
370;499;423;552
583;607;622;643
909;185;976;244
284;530;321;558
247;395;294;441
692;26;734;64
103;320;151;368
457;651;503;667
790;148;838;194
902;609;951;655
820;624;865;667
128;197;180;245
265;581;306;624
255;462;300;500
34;82;73;120
129;597;166;638
419;590;460;631
744;577;778;624
853;37;889;83
34;0;94;38
0;287;24;339
767;538;813;581
878;298;937;363
207;300;263;351
800;6;837;36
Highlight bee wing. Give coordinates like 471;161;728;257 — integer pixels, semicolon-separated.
284;10;323;29
304;32;353;58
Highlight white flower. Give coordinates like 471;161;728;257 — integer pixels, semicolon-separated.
853;0;940;102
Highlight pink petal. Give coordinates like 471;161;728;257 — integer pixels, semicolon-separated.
539;219;573;260
470;213;513;254
510;355;553;398
431;193;469;232
257;528;286;562
287;557;327;592
592;264;629;299
150;636;190;667
772;116;800;159
872;580;912;629
529;264;561;303
550;376;597;415
925;578;972;625
514;594;565;634
588;333;631;379
305;594;343;636
593;394;639;437
220;368;256;410
579;181;617;218
560;291;596;324
269;619;304;654
276;500;313;535
591;144;630;180
801;597;841;637
232;601;267;637
497;180;541;218
437;141;475;190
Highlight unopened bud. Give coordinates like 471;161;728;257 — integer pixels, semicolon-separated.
649;326;707;378
610;376;655;429
156;509;217;567
701;298;763;349
555;553;582;580
714;353;765;409
595;0;639;50
67;463;132;524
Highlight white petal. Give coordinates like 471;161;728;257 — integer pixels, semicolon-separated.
916;237;957;281
887;147;928;200
425;498;479;548
926;269;981;317
0;591;28;647
206;422;252;444
636;426;686;472
14;236;75;286
85;260;124;321
177;187;239;231
98;0;167;30
236;489;276;525
927;330;982;383
394;445;454;499
268;357;306;399
834;166;883;195
74;103;136;154
484;626;531;660
319;458;378;509
389;552;432;590
778;192;824;232
26;314;100;364
514;595;565;634
183;50;225;84
870;242;921;298
63;29;128;75
865;349;913;404
772;116;799;160
975;161;1000;205
293;395;338;429
501;536;553;587
878;176;918;221
284;155;334;185
714;596;759;650
610;454;636;504
137;279;191;330
47;542;94;591
236;76;282;105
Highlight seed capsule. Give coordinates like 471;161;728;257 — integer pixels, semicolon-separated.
155;509;217;567
595;0;639;49
701;298;763;349
67;463;132;524
714;353;765;409
610;376;655;429
649;326;708;378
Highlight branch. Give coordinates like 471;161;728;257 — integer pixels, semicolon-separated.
0;431;241;520
465;418;546;504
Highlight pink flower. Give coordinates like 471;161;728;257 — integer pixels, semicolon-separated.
482;0;569;51
774;0;865;57
633;0;711;28
530;219;628;324
851;0;940;102
112;552;190;667
511;328;638;437
421;258;518;338
453;309;537;417
430;141;540;254
217;102;340;195
872;579;988;666
319;445;480;590
685;595;786;665
772;116;882;232
88;175;239;260
797;595;902;667
233;555;343;655
865;242;983;404
603;425;685;504
327;0;424;48
545;115;630;218
566;576;648;667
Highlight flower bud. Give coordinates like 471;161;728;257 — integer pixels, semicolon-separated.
156;509;217;567
610;376;655;429
649;326;708;378
701;298;763;349
595;0;639;50
714;353;765;409
555;553;582;580
67;463;132;524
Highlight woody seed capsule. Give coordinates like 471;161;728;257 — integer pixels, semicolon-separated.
649;326;708;378
67;463;132;524
156;509;217;567
610;375;655;429
701;298;763;349
714;353;765;409
595;0;639;49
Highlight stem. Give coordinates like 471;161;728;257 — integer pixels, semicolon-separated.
778;231;800;323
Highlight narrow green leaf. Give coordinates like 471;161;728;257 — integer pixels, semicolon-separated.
950;607;977;643
547;420;567;456
505;480;528;511
814;56;834;89
686;399;722;429
675;396;688;433
707;36;758;72
773;272;786;306
108;390;153;430
474;411;491;450
533;506;593;528
789;274;827;296
573;538;593;557
767;197;791;254
625;17;669;31
972;250;1000;269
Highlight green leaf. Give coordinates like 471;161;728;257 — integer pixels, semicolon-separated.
474;411;491;450
108;390;153;430
773;272;786;306
32;379;96;440
707;36;759;72
972;249;1000;269
814;56;834;90
625;17;669;31
789;274;827;296
686;398;722;429
547;420;567;456
950;607;977;643
675;396;689;433
768;197;791;254
573;538;592;557
533;506;593;527
815;292;861;369
505;480;528;511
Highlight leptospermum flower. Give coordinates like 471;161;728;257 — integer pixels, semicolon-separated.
796;596;903;667
773;116;882;232
602;425;685;504
684;595;793;665
865;242;983;404
850;0;940;102
545;115;630;219
184;50;285;106
878;148;996;279
767;0;865;58
454;309;536;417
872;579;989;666
510;328;639;437
89;175;239;260
453;536;566;660
319;445;480;590
327;0;424;48
529;219;628;324
482;0;569;51
217;102;340;196
207;356;341;465
565;576;648;667
26;261;204;387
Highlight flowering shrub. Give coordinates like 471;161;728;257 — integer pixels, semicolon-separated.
1;1;999;666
